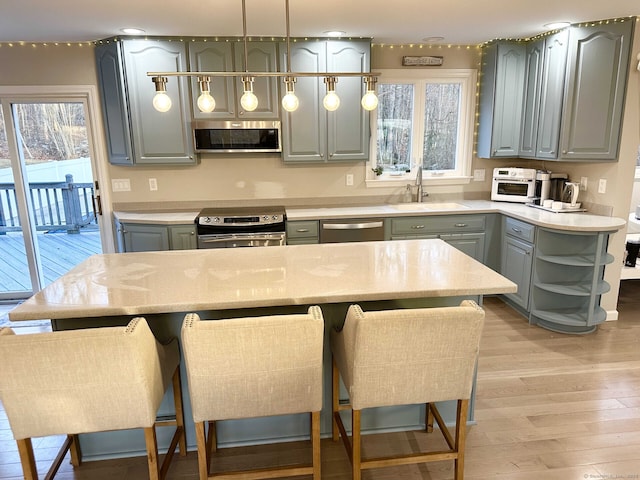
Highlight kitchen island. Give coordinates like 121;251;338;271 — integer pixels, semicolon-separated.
9;239;516;460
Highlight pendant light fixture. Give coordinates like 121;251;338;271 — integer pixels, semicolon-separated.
149;0;380;113
151;76;172;113
196;76;216;113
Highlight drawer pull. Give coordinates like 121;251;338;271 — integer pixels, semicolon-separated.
411;225;426;229
296;228;310;233
454;223;468;228
511;227;522;233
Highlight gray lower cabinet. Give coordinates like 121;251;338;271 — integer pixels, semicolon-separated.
95;39;195;165
388;215;486;263
530;228;614;333
286;220;319;244
500;217;535;310
281;40;371;163
559;19;634;161
188;41;280;120
118;223;196;252
477;42;526;159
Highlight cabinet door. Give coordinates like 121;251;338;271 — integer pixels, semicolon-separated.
560;20;633;160
441;233;486;263
519;39;544;158
122;40;195;165
535;30;568;159
122;224;170;252
169;225;197;250
326;40;370;161
233;42;280;118
281;41;326;162
95;42;133;165
188;42;236;119
477;42;526;158
501;236;533;309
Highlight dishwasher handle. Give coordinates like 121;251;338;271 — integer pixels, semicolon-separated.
322;221;384;230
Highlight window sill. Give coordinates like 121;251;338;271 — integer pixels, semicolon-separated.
365;175;473;188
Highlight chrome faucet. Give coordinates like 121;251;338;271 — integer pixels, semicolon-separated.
415;165;424;203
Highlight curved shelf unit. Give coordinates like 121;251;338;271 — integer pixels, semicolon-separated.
530;228;612;334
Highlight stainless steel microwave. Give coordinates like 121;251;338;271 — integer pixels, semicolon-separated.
193;120;282;153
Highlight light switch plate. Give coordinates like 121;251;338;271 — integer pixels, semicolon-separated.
598;179;607;194
111;178;131;192
473;169;486;181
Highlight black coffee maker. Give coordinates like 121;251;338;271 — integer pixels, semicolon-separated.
534;171;569;205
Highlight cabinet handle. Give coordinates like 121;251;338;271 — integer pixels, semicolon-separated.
454;223;468;228
296;228;310;233
411;225;425;229
511;227;522;233
191;231;195;235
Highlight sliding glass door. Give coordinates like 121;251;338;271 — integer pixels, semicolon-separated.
0;95;105;300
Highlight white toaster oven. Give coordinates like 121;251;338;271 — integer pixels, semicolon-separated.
491;167;537;203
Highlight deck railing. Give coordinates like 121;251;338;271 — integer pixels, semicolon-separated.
0;174;97;234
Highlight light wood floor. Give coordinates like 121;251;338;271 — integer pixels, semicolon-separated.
2;286;640;479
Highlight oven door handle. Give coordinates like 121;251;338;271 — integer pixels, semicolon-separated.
199;234;285;244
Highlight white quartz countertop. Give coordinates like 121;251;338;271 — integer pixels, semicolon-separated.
9;239;516;321
286;200;626;232
113;201;626;233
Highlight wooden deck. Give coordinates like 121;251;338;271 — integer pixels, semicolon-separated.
0;229;102;294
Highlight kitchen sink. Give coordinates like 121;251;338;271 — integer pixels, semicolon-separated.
391;202;471;211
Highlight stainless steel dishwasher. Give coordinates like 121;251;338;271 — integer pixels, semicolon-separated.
319;218;385;243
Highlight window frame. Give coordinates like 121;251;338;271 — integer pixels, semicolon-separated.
366;68;477;187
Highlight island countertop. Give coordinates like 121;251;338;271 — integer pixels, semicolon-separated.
9;239;516;321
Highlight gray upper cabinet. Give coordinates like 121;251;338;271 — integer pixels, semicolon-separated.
281;40;371;163
95;39;196;165
520;30;568;159
559;20;634;161
188;41;280;119
477;42;526;158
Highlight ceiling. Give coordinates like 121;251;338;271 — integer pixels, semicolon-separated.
0;0;637;45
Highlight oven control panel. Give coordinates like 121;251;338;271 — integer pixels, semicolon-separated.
198;214;284;226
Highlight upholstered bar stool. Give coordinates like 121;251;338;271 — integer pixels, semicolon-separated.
0;317;186;480
181;306;324;480
331;300;485;480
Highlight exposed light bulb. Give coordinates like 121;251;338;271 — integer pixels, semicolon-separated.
240;91;259;111
197;92;216;112
152;92;172;112
361;91;379;111
282;92;299;112
323;91;340;111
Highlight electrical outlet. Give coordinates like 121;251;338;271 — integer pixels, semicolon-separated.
598;178;607;194
473;169;486;182
149;178;158;191
111;179;130;192
345;174;354;186
580;177;588;192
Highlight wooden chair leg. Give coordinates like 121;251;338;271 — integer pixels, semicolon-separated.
311;411;321;480
425;402;434;433
454;399;469;480
207;420;217;454
69;434;82;467
195;421;210;480
16;438;38;480
143;426;161;480
352;409;362;480
172;367;187;457
332;358;340;441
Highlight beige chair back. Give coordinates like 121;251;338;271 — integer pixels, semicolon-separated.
331;300;485;410
0;318;179;440
181;306;324;423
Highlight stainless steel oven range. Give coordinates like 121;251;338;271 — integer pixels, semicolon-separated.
195;206;286;248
